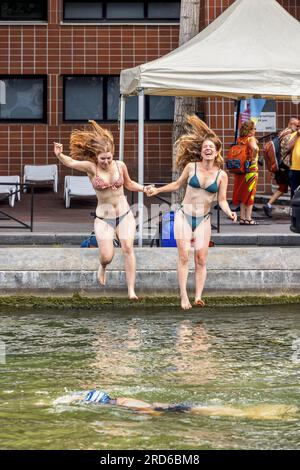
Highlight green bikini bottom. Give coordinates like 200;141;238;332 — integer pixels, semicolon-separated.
180;206;211;232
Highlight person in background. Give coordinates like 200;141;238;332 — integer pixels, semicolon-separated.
287;120;300;198
232;120;260;225
263;117;299;217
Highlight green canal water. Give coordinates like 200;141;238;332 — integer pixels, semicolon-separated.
0;305;300;450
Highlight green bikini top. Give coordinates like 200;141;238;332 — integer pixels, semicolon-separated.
188;163;221;193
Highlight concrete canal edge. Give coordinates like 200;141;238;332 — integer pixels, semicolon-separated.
0;247;300;308
0;294;300;310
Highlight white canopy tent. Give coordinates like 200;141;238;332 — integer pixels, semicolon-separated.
119;0;300;245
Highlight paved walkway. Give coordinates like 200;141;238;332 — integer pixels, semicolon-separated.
0;188;299;244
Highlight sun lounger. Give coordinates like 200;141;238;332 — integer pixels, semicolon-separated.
0;175;21;207
23;164;58;192
64;175;96;208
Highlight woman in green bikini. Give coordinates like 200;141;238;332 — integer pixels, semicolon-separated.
147;115;237;310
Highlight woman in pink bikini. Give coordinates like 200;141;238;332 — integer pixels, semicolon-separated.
53;120;146;300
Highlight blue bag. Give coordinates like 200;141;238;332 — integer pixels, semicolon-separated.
161;211;177;247
80;232;98;248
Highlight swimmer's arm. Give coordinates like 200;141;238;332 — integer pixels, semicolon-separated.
115;397;163;415
70;395;85;404
115;397;153;409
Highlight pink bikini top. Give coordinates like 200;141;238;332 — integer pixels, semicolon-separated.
92;162;124;191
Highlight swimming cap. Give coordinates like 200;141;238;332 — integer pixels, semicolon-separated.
83;389;111;404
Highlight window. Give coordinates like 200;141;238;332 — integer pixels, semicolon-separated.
0;1;47;21
64;2;103;21
107;76;138;120
64;75;175;122
148;2;180;19
63;0;180;22
106;2;144;20
148;95;175;120
64;76;103;121
0;76;47;122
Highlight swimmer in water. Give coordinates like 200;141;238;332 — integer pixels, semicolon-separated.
53;389;297;420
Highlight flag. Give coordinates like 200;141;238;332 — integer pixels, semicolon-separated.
239;99;267;129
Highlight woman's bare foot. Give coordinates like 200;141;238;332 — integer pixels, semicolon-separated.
194;298;205;307
98;265;106;285
181;294;192;310
128;289;139;301
128;291;139;301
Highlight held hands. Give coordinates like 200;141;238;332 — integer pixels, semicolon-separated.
144;185;158;197
53;142;63;158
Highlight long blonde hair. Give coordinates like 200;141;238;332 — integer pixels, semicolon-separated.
239;120;255;138
69;120;115;164
175;115;224;170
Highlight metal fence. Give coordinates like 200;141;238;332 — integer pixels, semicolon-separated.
0;182;34;231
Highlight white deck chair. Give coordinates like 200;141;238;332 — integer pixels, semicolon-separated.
23;165;58;192
64;176;96;208
0;175;21;207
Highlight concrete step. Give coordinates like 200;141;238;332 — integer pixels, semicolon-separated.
0;246;299;295
0;228;299;246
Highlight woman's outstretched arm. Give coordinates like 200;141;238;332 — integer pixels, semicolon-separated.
120;161;148;193
53;142;94;174
147;164;191;196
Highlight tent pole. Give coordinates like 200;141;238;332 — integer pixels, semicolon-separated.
119;94;126;161
235;99;241;144
138;89;145;247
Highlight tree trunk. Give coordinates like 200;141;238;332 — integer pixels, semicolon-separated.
172;0;201;205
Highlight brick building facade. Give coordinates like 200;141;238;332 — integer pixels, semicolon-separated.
0;0;299;193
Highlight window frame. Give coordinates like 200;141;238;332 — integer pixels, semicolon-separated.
0;75;47;123
63;74;175;123
0;0;48;22
63;0;180;23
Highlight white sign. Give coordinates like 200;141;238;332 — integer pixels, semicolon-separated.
255;112;276;133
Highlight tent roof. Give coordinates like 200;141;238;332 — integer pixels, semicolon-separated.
120;0;300;100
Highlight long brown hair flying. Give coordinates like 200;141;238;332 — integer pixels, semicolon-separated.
69;120;115;164
175;115;224;170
